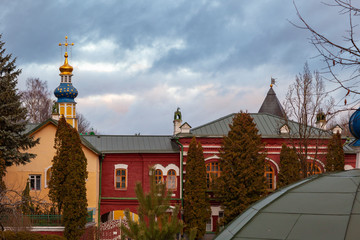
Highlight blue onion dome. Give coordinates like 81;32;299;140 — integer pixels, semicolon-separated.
349;108;360;139
54;83;78;103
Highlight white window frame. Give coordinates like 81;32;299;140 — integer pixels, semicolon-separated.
29;175;41;191
166;169;177;190
44;166;52;188
206;217;212;232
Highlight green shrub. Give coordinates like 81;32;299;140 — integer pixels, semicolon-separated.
0;231;65;240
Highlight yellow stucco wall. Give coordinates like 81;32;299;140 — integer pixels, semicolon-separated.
4;122;99;223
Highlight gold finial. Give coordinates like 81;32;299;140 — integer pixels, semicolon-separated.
59;36;74;75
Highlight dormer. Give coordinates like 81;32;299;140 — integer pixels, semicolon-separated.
280;124;290;134
180;122;191;134
332;124;342;135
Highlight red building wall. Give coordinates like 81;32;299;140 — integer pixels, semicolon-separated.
100;152;181;216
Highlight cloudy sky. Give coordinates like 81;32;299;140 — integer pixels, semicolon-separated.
0;0;354;134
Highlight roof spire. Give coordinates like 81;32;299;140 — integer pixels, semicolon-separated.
58;36;74;75
258;79;286;118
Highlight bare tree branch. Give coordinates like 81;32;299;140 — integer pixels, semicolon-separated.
293;0;360;99
284;63;335;177
20;78;52;123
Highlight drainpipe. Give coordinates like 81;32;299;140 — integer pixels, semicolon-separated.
98;154;104;224
175;138;184;216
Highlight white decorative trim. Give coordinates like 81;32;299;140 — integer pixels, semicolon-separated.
153;164;179;176
184;151;219;156
306;156;325;168
265;146;328;150
44;165;52;188
165;164;179;176
210;206;222;215
114;164;128;170
152;164;166;175
265;158;279;173
345;164;354;170
29;226;64;232
266;152;328;155
183;145;221;148
114;166;128;190
205;155;220;161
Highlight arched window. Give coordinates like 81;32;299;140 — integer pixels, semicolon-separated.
264;163;275;190
206;162;221;189
155;169;163;184
45;167;52;188
115;169;127;190
166;170;176;190
306;162;322;177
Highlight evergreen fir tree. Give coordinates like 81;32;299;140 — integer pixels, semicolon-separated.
326;132;344;172
215;112;267;226
49;117;70;214
184;137;211;239
120;168;183;240
0;34;38;190
21;180;34;215
277;144;301;188
49;117;88;240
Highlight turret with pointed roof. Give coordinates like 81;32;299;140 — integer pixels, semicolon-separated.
258;84;285;118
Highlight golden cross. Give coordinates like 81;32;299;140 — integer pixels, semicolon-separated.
58;36;74;52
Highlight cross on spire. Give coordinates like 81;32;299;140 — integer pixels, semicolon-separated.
58;36;74;52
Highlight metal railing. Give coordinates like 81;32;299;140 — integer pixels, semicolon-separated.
22;210;94;226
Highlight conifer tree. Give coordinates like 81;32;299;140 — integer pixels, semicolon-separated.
0;34;38;190
215;112;267;226
21;180;34;215
184;137;211;239
277;144;301;188
326;132;344;172
49;117;88;240
49;117;70;214
120;168;183;240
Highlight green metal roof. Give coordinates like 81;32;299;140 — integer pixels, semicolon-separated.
190;112;331;138
81;135;179;153
24;123;40;134
215;169;360;240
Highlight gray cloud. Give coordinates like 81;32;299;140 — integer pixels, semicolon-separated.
0;0;345;134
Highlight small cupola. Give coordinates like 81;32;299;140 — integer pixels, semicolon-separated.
173;107;182;135
316;110;327;130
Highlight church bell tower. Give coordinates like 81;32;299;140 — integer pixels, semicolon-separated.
54;36;78;129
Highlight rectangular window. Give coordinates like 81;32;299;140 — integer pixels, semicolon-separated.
218;211;224;223
115;169;127;190
166;169;177;190
206;218;212;232
29;175;41;190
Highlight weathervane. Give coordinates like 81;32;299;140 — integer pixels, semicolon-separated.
270;77;276;88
